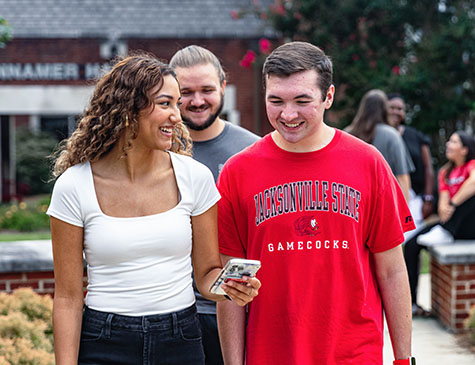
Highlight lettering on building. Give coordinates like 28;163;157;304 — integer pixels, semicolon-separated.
0;63;112;81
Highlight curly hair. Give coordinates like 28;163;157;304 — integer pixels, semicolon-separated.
52;52;192;177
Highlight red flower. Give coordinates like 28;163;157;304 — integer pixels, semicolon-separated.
352;54;359;61
230;10;239;20
270;4;286;15
392;65;400;75
240;50;257;68
259;38;272;55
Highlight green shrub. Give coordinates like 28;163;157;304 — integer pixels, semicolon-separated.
0;288;54;365
0;197;50;232
16;130;58;196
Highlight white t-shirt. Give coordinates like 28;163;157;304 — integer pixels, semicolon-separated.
47;152;220;316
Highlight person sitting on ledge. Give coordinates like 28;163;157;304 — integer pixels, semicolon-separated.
417;130;475;245
404;130;475;317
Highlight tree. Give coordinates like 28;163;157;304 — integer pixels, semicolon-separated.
388;0;475;141
15;130;58;196
0;17;12;48
238;0;474;163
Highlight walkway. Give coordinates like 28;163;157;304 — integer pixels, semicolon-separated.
383;274;475;364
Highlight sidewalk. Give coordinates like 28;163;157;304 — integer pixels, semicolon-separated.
383;274;475;364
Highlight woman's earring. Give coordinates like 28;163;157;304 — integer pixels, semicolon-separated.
125;115;129;127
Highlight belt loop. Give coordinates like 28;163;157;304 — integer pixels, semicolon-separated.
172;312;178;336
142;316;147;332
104;314;113;339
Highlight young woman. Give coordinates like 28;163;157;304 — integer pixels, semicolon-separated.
345;89;414;202
405;131;475;317
417;131;475;244
47;53;260;364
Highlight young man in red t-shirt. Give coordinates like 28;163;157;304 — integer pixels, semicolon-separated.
216;42;415;365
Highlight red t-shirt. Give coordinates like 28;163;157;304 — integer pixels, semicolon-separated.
438;159;475;198
217;130;414;365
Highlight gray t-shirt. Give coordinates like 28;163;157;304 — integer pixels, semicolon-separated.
372;124;414;176
192;121;260;314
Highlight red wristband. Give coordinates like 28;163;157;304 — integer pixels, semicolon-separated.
393;358;416;365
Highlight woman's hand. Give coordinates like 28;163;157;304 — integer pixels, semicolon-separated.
439;202;455;223
221;276;261;306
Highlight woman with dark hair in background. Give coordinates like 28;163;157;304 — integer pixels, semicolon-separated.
405;130;475;316
47;53;260;364
417;130;475;244
346;89;414;202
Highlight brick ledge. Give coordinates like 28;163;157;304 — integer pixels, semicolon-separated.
0;240;53;272
428;240;475;265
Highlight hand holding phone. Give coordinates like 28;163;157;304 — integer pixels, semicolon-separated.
209;258;261;295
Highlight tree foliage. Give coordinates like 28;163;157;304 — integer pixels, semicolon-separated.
15;130;57;196
245;0;474;140
0;18;12;48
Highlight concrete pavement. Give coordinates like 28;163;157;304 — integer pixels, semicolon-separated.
383;274;475;364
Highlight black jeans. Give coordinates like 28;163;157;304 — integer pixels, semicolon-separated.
404;196;475;304
198;313;224;365
78;304;205;365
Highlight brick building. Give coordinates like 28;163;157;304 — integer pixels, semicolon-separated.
0;0;277;202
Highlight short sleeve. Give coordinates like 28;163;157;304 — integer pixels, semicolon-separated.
438;168;448;192
366;158;415;253
216;163;247;258
46;168;84;227
420;131;431;146
467;160;475;174
389;134;415;175
191;161;221;216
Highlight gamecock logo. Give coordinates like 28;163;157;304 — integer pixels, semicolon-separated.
294;215;320;236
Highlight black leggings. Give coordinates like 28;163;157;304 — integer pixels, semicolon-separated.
404;196;475;304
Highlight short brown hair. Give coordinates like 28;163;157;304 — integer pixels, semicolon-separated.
263;41;333;101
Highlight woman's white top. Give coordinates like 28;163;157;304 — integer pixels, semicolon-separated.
47;152;220;316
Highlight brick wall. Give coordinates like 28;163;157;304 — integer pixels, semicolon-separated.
429;242;475;333
0;37;271;135
0;270;88;296
0;240;87;297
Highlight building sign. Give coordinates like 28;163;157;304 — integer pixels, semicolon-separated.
0;63;112;81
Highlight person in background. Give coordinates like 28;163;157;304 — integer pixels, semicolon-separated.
387;92;435;237
217;41;415;365
346;89;414;203
386;93;435;317
404;131;475;317
169;45;259;365
417;130;475;243
47;53;260;365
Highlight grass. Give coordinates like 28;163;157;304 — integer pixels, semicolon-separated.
0;230;51;242
420;249;430;274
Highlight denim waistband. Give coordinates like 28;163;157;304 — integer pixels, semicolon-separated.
83;304;197;332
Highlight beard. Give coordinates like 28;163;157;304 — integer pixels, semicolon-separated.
181;96;224;131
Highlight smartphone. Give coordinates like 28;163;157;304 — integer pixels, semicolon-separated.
209;258;261;295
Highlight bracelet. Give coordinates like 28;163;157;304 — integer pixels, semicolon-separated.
449;200;457;207
422;194;434;202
